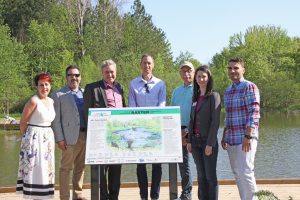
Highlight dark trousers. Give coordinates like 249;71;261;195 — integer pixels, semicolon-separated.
137;163;162;199
192;137;219;200
100;164;122;200
178;145;193;199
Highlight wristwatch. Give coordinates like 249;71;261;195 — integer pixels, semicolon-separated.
245;135;252;139
184;128;188;133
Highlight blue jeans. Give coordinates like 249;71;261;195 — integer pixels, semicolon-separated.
178;145;193;199
192;136;219;200
137;163;162;199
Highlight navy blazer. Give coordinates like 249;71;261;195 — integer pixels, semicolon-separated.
187;92;221;147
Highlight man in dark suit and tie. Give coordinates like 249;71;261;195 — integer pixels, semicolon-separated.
83;60;126;200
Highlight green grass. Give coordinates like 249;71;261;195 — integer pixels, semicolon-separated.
0;112;22;123
7;113;22;118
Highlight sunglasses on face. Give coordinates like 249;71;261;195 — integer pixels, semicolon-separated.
144;84;149;93
67;74;80;78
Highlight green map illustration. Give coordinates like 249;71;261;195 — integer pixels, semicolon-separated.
106;116;162;151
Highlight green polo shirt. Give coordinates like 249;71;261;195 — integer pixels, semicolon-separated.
170;83;193;126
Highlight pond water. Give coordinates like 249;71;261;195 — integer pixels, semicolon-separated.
0;111;299;187
112;127;162;149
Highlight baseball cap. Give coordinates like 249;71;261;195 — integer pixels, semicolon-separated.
180;61;194;70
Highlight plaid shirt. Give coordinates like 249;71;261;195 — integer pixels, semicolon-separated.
224;78;260;146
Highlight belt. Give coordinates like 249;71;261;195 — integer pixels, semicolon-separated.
194;134;205;138
28;124;51;128
80;127;86;131
181;126;187;129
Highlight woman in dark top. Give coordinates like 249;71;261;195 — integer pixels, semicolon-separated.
187;65;221;200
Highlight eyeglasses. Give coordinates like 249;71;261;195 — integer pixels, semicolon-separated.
180;70;193;74
144;84;149;93
67;74;80;78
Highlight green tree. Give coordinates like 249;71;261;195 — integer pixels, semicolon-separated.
50;3;78;53
0;25;29;115
77;55;100;88
209;48;232;100
83;1;124;66
211;25;300;108
25;20;72;91
120;0;173;69
60;0;92;57
174;51;201;70
0;0;58;42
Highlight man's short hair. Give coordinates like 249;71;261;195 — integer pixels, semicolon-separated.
66;65;81;76
141;54;154;63
229;57;244;68
101;60;117;70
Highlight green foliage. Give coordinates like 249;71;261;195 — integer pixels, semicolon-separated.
112;133;121;140
211;25;300;108
1;1;300;114
174;51;202;70
76;55;100;89
0;0;183;113
254;190;279;200
84;1;123;66
50;4;78;53
25;20;70;90
0;0;58;42
0;25;30;115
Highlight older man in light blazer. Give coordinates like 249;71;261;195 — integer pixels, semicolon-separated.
52;65;87;200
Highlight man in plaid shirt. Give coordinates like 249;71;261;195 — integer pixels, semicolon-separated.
221;57;260;200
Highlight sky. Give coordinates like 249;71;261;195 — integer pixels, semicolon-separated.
119;0;300;64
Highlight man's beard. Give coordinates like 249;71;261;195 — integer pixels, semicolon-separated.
70;79;80;87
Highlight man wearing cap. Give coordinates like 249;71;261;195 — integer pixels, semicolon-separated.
128;54;166;200
170;61;195;200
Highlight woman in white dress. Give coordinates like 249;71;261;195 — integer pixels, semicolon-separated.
17;73;56;199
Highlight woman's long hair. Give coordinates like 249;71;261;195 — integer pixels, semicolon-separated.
192;65;214;102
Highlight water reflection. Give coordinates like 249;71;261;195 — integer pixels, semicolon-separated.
0;112;299;187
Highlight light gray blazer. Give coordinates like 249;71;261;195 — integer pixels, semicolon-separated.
51;85;84;145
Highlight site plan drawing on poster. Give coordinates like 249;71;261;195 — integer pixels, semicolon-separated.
85;107;183;165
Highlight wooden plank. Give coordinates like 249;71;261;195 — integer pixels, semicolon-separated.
0;124;20;130
2;184;300;200
2;179;300;193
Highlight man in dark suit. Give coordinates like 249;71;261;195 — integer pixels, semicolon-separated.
83;60;126;200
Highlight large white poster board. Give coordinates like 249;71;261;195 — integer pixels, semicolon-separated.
85;106;183;165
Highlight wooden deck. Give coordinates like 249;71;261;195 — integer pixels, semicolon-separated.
0;123;20;130
1;180;299;200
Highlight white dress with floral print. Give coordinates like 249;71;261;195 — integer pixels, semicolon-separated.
17;95;56;199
